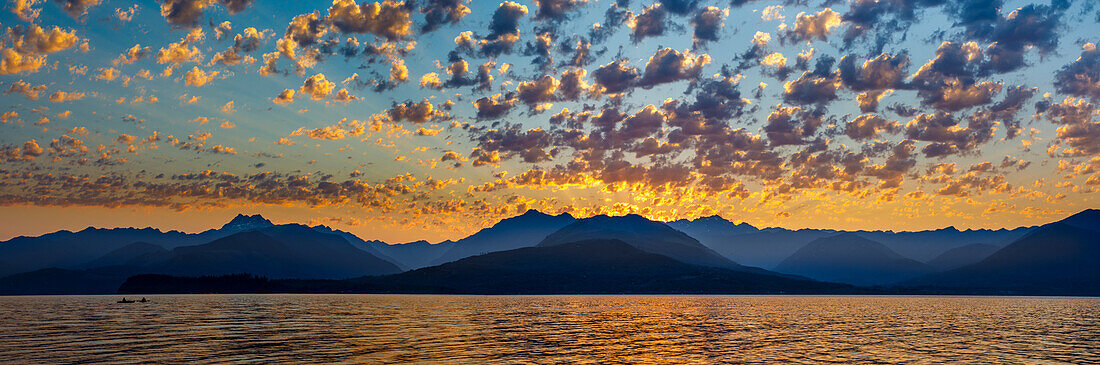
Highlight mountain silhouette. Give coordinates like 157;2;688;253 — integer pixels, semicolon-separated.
120;239;861;295
0;267;135;295
903;223;1100;295
1057;209;1100;231
368;240;454;270
667;215;759;251
3;209;1099;295
537;214;751;271
306;224;402;268
0;217;405;294
429;210;575;265
219;213;275;232
0;227;196;277
669;221;1029;268
77;242;170;269
0;213;302;277
925;243;1000;271
157;227;401;279
774;233;933;286
856;227;1029;262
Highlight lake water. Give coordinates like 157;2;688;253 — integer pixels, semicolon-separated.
0;295;1097;363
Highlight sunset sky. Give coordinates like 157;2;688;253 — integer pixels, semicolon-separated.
1;0;1097;243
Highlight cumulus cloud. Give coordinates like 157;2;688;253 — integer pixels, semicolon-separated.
473;93;517;119
533;0;587;20
785;8;841;43
1039;97;1100;157
783;71;840;105
764;106;823;146
0;25;79;75
55;0;101;18
300;73;336;100
592;60;639;94
1055;45;1100;102
272;89;295;104
516;74;559;107
5;81;47;100
388;99;442;123
691;6;725;48
628;3;667;42
419;0;470;32
637;48;710;88
48;90;86;102
325;0;413;40
160;0;255;27
183;66;220;86
157;28;204;65
845;114;899;140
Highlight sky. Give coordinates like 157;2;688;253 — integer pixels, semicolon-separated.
0;0;1098;243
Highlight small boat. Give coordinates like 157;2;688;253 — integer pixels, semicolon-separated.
138;297;149;303
117;298;135;303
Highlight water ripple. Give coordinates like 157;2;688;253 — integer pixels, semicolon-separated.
0;295;1097;364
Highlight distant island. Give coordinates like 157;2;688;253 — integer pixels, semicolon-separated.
1;209;1098;296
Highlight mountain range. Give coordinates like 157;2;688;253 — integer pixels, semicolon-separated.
1;209;1098;295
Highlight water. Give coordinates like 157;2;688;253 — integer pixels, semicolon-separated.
0;295;1097;364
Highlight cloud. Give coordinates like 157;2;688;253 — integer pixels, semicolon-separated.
156;28;204;65
0;25;79;75
12;0;42;21
516;74;560;107
1055;45;1100;102
272;89;295;104
903;111;996;158
628;3;667;42
637;48;710;88
211;27;267;65
845;114;899;140
785;8;841;43
388;99;444;123
838;52;908;91
54;0;102;18
691;6;725;48
419;0;470;32
183;66;220;87
473;93;517;119
325;0;413;40
5;81;47;100
48;90;86;102
1039;97;1100;157
783;71;840;105
160;0;254;27
300;73;336;100
764;106;823;146
533;0;587;20
592;60;639;94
